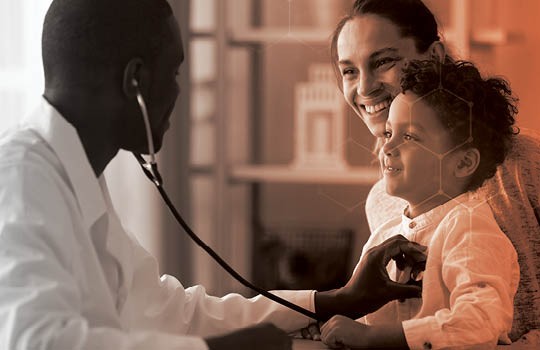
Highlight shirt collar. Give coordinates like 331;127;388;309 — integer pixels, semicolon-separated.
400;192;472;233
23;97;107;230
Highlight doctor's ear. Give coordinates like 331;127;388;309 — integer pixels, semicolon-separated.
123;58;144;97
454;148;480;178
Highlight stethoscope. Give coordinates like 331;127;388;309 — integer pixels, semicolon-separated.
131;80;320;321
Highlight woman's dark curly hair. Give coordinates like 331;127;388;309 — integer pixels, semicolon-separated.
400;58;519;191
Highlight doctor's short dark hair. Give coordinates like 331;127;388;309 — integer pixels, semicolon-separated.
42;0;173;88
400;58;519;191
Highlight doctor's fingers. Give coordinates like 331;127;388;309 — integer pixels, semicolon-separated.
380;235;427;265
386;278;422;299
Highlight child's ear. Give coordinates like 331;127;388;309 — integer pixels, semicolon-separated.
454;148;480;178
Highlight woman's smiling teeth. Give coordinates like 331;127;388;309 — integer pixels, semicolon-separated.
363;99;391;114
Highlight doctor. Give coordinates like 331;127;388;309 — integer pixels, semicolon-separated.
0;0;426;349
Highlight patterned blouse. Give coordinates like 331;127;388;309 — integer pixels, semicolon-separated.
365;128;540;341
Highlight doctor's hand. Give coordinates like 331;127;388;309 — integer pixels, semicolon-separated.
205;323;292;350
314;235;426;321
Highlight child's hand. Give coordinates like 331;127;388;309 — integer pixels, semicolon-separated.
321;316;408;349
298;322;322;341
320;315;368;349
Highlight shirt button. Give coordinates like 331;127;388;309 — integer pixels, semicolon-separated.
423;342;432;349
409;221;416;229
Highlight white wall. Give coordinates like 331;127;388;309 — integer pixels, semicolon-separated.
0;0;51;129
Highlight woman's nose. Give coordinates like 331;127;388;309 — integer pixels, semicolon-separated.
357;70;382;97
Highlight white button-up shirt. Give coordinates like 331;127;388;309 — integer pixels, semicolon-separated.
0;98;315;349
360;192;519;350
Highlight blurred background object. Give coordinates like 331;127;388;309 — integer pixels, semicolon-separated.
257;227;353;291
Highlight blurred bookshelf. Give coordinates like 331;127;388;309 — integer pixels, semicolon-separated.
230;165;379;185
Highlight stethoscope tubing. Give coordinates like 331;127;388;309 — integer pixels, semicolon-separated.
132;82;320;321
133;153;320;321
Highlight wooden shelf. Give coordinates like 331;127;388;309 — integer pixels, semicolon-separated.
228;27;333;45
228;27;515;47
229;165;380;185
445;28;515;46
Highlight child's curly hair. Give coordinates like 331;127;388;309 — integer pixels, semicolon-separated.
400;58;519;191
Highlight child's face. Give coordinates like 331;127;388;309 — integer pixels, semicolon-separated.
380;92;460;213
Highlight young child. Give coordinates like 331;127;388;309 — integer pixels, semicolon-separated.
320;59;520;349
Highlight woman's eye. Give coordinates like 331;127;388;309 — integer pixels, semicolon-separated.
383;131;392;139
375;57;398;69
376;58;391;67
341;68;356;77
403;134;416;141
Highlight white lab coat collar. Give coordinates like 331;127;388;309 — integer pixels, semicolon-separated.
22;97;107;231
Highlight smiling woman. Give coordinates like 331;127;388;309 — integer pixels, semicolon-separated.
331;0;441;138
333;0;540;344
318;56;523;350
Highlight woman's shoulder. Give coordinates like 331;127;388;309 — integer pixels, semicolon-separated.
479;127;540;267
486;128;540;202
366;179;407;232
515;127;540;143
507;128;540;162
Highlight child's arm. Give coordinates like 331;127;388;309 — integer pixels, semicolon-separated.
321;206;519;350
320;315;409;349
401;208;519;349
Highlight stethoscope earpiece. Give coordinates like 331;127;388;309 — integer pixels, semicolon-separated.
133;81;157;164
